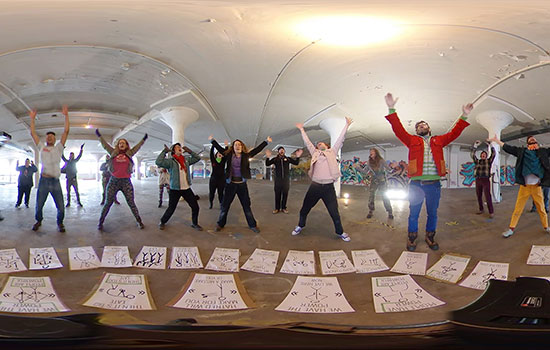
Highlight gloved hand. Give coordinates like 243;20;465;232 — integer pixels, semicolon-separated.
143;133;148;141
95;129;101;137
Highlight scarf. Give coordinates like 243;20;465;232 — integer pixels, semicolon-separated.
173;154;187;172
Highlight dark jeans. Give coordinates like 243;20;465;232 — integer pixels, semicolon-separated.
274;179;290;210
209;177;225;205
217;182;257;228
16;185;32;206
160;188;200;225
475;177;493;213
35;177;65;224
531;186;550;212
368;179;393;213
298;182;344;235
408;180;441;233
66;176;81;204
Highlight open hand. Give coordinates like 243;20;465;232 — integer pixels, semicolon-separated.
295;123;304;130
385;93;398;108
266;136;272;143
295;149;303;157
62;105;69;116
462;103;474;116
29;109;37;120
265;149;272;158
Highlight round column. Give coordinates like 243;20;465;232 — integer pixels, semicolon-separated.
319;117;348;198
475;110;514;203
160;106;199;145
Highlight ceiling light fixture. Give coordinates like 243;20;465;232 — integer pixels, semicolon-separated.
295;16;402;47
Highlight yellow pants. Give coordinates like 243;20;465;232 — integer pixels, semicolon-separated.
509;185;548;229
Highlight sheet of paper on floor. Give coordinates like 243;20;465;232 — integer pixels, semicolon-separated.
241;248;279;274
390;251;428;276
426;253;470;284
280;250;316;275
68;246;101;271
372;275;445;313
0;248;27;273
133;246;167;269
169;247;204;269
319;250;356;275
101;246;132;268
527;245;550;265
29;247;63;270
459;261;509;290
351;249;389;274
205;248;240;272
0;276;69;313
82;273;155;310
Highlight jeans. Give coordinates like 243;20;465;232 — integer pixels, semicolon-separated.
35;177;65;224
209;177;225;206
531;186;550;212
298;182;344;235
16;185;32;206
368;179;393;213
66;176;81;204
160;188;200;225
217;182;257;228
274;179;290;210
408;180;441;233
475;177;493;213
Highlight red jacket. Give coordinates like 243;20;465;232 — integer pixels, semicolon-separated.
385;112;470;178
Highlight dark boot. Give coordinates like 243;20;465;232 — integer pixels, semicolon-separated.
407;232;418;251
367;210;374;219
425;231;439;251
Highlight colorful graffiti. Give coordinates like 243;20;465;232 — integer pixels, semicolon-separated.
500;165;515;185
459;162;475;187
340;157;408;188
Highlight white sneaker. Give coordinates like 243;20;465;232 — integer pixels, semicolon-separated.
340;232;351;242
502;229;514;238
545;227;550;234
291;226;302;236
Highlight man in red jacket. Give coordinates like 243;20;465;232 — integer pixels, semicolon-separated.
385;93;473;251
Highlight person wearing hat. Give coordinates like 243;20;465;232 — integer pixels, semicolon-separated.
209;143;227;209
210;135;271;233
61;144;84;207
265;146;303;214
15;158;38;208
155;143;202;230
95;129;147;230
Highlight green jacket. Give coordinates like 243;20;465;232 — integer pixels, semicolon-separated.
155;149;201;189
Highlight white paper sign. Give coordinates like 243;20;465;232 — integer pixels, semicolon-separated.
205;248;240;272
101;246;132;268
276;276;354;313
68;246;101;271
390;251;428;276
426;254;470;284
280;250;316;275
29;247;63;270
133;246;167;269
0;276;69;313
351;249;389;274
527;245;550;265
82;273;155;310
241;249;279;275
372;275;445;313
319;250;356;275
0;249;27;273
459;261;509;290
170;247;204;269
168;273;253;310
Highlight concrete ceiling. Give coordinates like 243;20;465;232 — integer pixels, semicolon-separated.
2;0;550;160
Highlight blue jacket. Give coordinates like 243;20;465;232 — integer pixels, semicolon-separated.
156;149;201;189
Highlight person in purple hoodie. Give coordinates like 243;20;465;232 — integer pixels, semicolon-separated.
210;135;271;233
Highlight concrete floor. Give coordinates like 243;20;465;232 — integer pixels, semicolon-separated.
0;178;548;327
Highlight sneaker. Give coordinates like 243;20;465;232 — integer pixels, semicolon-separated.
388;213;394;220
545;227;550;234
282;209;289;214
191;224;203;231
530;207;537;213
340;232;351;242
137;222;145;229
250;226;260;233
158;203;162;208
502;229;514;238
291;226;303;236
489;213;494;218
367;211;373;219
476;211;484;215
25;204;29;208
209;203;213;209
32;221;41;231
98;224;104;231
58;224;66;233
15;203;20;208
214;225;223;232
272;209;279;214
159;222;165;230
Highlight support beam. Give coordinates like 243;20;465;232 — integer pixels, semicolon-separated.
113;110;162;141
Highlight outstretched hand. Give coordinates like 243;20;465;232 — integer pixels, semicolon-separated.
62;105;69;116
143;133;148;141
163;144;171;152
295;123;304;130
208;134;213;141
29;109;37;120
266;136;272;143
345;116;353;125
487;134;503;146
95;129;101;137
265;149;272;158
80;143;85;149
385;93;398;108
473;140;481;148
295;149;303;157
462;103;474;116
183;146;192;154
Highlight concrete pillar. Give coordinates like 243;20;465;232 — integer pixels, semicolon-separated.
160;106;199;145
476;110;514;203
319;117;348;197
136;157;143;180
92;153;104;181
32;144;40;185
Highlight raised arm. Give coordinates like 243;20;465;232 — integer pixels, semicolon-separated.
96;129;115;154
29;109;40;145
155;144;172;169
209;135;226;154
249;136;271;158
60;105;70;146
470;140;480;162
183;146;201;166
384;93;413;147
62;153;68;162
331;117;353;153
128;134;147;157
296;123;316;155
488;135;519;156
75;144;84;161
488;145;496;163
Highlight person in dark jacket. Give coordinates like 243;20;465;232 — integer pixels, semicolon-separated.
100;155;120;206
209;143;227;209
488;135;550;238
15;158;38;208
210;135;271;232
265;146;302;214
471;140;496;217
61;144;84;207
156;143;202;230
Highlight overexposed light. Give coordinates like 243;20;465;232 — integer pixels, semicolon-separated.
343;192;350;199
386;189;408;200
295;16;402;47
344;198;349;206
85;125;92;129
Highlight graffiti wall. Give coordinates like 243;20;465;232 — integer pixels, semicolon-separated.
459;162;475;187
340;157;409;188
458;162;515;187
500;165;515;185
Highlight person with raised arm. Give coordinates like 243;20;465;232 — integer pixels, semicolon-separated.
156;143;202;230
265;147;303;214
15;158;37;208
366;148;394;220
61;143;84;207
209;141;227;209
210;135;271;233
95;129;147;230
99;155;120;205
487;134;550;238
291;117;353;242
30;106;70;232
471;140;496;217
384;92;473;251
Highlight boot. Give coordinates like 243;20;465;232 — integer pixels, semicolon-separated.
367;210;374;219
407;232;418;251
425;231;439;250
